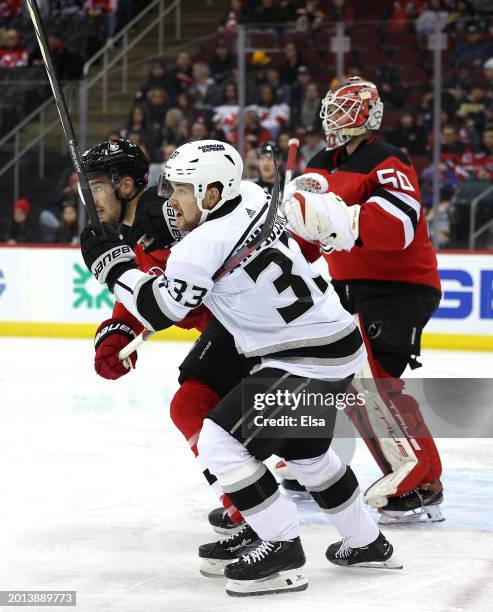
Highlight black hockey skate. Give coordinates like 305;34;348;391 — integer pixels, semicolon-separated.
199;523;258;577
378;480;444;525
326;532;402;569
208;506;245;535
224;537;308;597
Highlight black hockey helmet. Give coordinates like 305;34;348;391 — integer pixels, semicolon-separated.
256;140;279;158
82;138;149;190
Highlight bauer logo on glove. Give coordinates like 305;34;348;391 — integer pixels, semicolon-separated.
80;222;138;291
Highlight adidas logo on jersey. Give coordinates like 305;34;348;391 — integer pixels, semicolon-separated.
245;208;256;218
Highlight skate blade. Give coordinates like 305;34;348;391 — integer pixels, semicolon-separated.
349;556;404;570
378;505;445;525
200;558;233;578
225;569;308;597
212;523;245;536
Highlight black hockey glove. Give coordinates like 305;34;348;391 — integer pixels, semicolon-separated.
129;199;184;253
80;223;137;292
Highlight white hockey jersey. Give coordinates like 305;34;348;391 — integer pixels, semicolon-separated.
115;181;366;380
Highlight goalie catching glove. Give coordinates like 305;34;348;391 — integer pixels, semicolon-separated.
284;190;360;252
94;319;138;379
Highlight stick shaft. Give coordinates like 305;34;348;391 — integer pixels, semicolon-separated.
25;0;101;230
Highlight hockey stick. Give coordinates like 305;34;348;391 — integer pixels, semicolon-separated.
25;0;102;232
284;138;299;188
118;142;293;363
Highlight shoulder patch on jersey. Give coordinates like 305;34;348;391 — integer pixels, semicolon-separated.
344;140;412;175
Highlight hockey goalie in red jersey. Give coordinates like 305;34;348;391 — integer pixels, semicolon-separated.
283;76;444;524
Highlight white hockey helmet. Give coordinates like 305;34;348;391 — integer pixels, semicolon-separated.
320;76;384;150
159;139;243;224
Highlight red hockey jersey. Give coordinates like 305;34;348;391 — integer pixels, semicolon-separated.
112;244;212;333
304;138;441;291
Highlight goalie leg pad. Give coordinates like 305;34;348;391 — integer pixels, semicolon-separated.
347;319;442;502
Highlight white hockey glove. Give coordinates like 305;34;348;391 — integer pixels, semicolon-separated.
284;190;360;252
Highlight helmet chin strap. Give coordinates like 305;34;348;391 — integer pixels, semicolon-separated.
115;184;145;223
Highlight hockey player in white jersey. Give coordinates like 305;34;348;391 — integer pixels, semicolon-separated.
79;140;401;597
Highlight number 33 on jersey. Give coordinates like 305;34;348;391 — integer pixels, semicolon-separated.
114;180;366;381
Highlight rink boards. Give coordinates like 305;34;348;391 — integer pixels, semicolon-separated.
0;244;491;351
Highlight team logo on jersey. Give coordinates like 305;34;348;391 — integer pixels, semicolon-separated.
108;141;121;153
367;320;383;339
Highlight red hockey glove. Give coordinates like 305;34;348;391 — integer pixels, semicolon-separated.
94;319;138;380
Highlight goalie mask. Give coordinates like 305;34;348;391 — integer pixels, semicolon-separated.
320;77;384;150
158;140;243;225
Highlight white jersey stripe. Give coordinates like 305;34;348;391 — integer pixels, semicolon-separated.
369;195;415;248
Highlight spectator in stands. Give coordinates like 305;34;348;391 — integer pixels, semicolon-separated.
29;35;83;80
126;131;151;160
161;108;188;148
246;0;289;27
300;128;325;161
136;59;172;103
388;110;428;155
176;91;197;129
54;202;79;244
0;0;22;25
290;65;312;114
457;85;488;134
213;81;239;142
461;125;493;178
209;42;234;84
439;124;469;166
446;0;478;35
142;86;170;131
53;0;84;16
294;1;326;32
248;84;290;139
168;51;193;99
121;105;148;140
374;65;405;108
189;62;218;108
147;143;178;187
483;57;493;96
189;120;210;141
326;0;354;25
218;0;242;36
235;109;272;150
0;29;27;68
415;0;449;44
264;67;291;104
299;82;320;131
281;42;304;85
243;148;259;180
84;0;117;41
5;198;37;243
451;22;493;67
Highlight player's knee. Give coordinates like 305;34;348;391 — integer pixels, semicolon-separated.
198;418;253;478
285;447;342;488
197;418;223;471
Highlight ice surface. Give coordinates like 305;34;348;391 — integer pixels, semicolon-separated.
0;338;492;611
